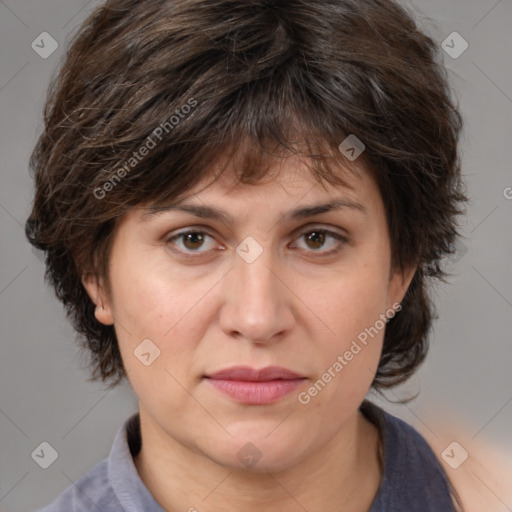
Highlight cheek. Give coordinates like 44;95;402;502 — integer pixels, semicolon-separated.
107;251;217;391
312;259;390;344
108;247;198;338
301;257;390;404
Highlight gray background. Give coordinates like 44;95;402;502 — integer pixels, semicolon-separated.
1;0;511;510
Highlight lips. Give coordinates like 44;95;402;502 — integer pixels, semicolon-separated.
205;365;304;381
204;365;306;405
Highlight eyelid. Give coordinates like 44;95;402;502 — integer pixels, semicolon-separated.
165;227;221;251
288;226;349;255
164;224;350;256
290;222;349;239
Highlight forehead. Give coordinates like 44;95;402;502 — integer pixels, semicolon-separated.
151;153;373;207
133;154;382;226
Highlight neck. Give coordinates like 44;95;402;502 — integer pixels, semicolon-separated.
133;407;382;512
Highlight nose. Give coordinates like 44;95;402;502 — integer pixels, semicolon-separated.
218;246;296;344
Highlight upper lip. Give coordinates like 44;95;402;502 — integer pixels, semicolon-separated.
205;365;304;381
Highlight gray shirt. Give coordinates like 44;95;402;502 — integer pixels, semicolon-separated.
35;400;458;511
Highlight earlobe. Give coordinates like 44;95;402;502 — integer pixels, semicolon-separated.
82;273;114;326
94;305;114;325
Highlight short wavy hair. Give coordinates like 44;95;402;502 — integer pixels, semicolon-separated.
26;0;467;389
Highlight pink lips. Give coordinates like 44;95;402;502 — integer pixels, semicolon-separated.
204;365;306;405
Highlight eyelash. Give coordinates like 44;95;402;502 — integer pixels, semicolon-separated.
165;226;349;259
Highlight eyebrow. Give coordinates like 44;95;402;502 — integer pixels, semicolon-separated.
140;197;367;224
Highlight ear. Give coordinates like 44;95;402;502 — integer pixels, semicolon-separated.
387;264;417;308
81;273;114;326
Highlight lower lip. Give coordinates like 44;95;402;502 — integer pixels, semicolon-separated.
205;378;306;405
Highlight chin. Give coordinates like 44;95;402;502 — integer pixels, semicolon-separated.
207;433;309;474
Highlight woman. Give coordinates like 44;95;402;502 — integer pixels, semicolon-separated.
27;0;474;510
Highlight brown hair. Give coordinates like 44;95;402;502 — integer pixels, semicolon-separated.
25;0;466;391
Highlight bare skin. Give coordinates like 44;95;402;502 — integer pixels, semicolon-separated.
83;155;416;512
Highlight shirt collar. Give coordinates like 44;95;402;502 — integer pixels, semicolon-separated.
108;404;390;511
108;412;166;512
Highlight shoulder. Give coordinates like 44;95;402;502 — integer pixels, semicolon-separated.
416;412;512;512
362;400;459;511
364;400;512;512
34;458;124;512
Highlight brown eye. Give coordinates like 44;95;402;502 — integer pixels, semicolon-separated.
291;228;348;255
182;232;206;250
304;231;326;250
167;230;218;254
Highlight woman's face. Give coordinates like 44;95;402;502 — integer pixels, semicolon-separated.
84;155;414;472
